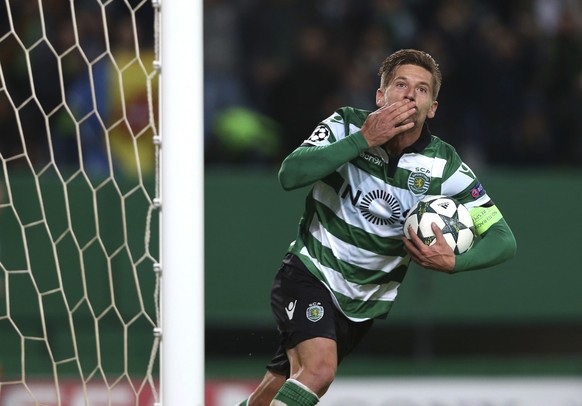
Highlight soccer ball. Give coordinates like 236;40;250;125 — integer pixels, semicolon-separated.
403;195;475;254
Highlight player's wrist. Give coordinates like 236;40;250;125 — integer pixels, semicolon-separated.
350;130;373;151
451;252;470;273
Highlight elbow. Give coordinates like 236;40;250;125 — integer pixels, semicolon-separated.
278;158;299;191
278;147;321;190
278;170;295;191
278;152;313;191
507;233;518;259
497;228;517;263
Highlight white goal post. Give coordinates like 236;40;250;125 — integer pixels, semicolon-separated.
159;0;204;405
0;0;204;404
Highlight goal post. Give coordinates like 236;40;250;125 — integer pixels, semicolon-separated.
0;0;204;404
159;0;205;405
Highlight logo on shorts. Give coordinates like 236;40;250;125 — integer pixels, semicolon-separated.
285;300;297;320
306;302;324;322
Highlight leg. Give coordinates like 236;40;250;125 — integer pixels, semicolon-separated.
286;337;337;398
245;255;362;405
249;337;336;406
247;369;287;406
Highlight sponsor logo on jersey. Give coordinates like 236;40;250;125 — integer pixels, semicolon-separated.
360;190;401;225
285;300;297;320
407;171;431;195
306;302;324;322
359;152;383;166
471;182;485;199
342;185;403;226
306;124;330;143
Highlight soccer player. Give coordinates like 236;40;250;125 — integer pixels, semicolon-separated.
237;49;517;406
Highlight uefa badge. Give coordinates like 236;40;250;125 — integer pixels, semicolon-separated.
306;302;324;322
306;125;330;143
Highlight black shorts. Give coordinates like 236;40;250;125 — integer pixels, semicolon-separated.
266;254;373;377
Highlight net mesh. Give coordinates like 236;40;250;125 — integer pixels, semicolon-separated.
0;0;160;404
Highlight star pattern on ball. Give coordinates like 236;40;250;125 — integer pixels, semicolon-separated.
403;195;476;254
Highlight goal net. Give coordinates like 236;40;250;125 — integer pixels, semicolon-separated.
0;0;161;404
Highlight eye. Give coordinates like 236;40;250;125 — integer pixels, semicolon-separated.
418;87;428;93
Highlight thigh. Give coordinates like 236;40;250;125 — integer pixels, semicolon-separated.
270;259;338;348
267;255;374;375
267;258;338;376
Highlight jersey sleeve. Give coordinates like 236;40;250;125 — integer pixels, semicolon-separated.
441;159;511;236
436;148;516;272
440;156;490;210
453;216;517;273
278;111;369;191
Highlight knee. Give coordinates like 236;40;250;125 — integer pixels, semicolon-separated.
295;360;337;396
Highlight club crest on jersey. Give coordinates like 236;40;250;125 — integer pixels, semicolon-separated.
408;171;431;195
306;124;330;143
306;302;324;322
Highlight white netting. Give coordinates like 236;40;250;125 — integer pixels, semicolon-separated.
0;0;161;404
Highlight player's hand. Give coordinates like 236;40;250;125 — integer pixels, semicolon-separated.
402;223;456;273
361;99;417;148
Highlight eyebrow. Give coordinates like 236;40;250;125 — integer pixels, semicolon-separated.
393;76;431;88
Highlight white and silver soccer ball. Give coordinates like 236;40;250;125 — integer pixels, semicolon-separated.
403;195;475;254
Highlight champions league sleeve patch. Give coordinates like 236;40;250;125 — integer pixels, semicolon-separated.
470;182;485;199
305;124;330;144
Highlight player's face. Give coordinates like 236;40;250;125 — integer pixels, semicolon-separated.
376;64;438;126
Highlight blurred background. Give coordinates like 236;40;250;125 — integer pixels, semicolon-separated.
202;0;582;403
0;0;581;404
203;0;582;168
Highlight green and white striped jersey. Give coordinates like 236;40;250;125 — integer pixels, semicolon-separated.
287;106;491;321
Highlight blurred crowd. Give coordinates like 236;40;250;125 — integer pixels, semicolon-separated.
1;0;581;174
205;0;582;168
0;0;155;177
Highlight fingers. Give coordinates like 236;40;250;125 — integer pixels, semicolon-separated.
402;226;423;258
406;224;424;247
431;223;445;242
378;99;416;123
377;98;415;112
392;99;417;115
403;224;456;273
393;100;417;128
402;237;422;264
362;100;416;147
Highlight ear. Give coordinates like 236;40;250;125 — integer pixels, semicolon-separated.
427;100;438;119
375;88;385;107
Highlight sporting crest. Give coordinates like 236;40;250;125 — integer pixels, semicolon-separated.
407;171;430;195
306;302;324;322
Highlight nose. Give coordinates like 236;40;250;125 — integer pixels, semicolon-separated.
405;85;416;100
